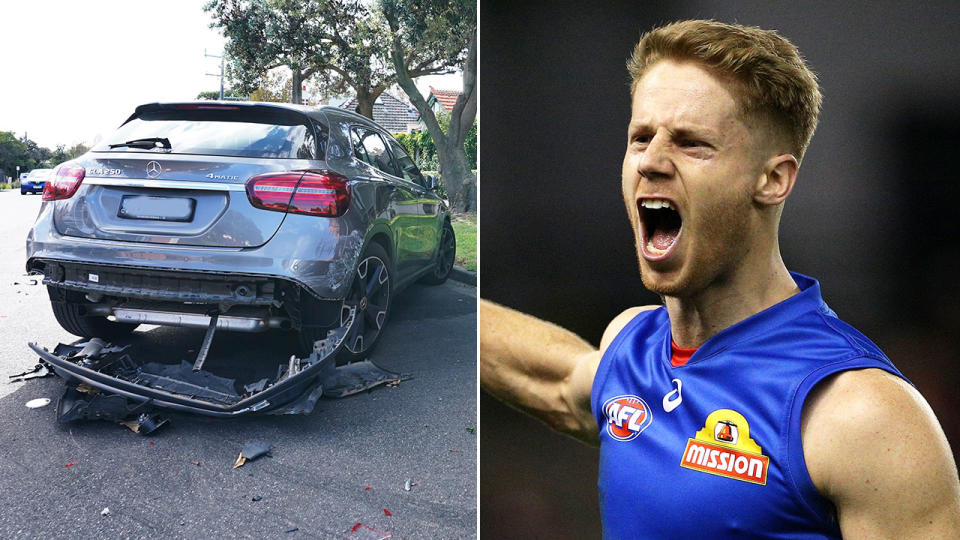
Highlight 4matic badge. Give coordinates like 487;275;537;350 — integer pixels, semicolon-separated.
602;394;653;441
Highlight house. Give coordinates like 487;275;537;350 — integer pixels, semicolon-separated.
338;93;419;133
426;86;460;114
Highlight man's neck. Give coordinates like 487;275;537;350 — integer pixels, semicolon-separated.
665;259;799;348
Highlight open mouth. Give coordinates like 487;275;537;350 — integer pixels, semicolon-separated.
639;198;683;260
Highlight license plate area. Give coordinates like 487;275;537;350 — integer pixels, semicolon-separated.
118;195;196;222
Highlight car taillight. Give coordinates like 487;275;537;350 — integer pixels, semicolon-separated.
245;170;351;217
42;164;85;201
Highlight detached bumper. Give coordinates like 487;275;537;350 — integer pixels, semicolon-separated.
29;337;340;418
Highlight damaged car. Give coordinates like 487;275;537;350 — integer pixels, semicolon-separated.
25;101;454;417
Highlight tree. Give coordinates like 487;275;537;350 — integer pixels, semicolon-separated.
249;71;292;102
0;132;30;178
208;0;466;117
196;89;244;100
380;0;477;211
0;132;55;178
65;143;90;160
313;4;463;118
205;0;330;104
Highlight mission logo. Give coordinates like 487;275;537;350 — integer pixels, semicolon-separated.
602;394;653;442
680;409;770;485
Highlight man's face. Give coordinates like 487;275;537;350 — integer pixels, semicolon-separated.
622;60;769;298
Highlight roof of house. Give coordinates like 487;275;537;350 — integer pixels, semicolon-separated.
339;93;418;133
428;87;460;112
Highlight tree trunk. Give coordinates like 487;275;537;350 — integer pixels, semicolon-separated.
388;30;477;213
291;69;302;104
437;139;476;212
355;87;375;119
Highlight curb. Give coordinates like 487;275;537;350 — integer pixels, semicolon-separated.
449;266;476;287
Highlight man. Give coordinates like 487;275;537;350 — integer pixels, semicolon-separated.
480;20;960;539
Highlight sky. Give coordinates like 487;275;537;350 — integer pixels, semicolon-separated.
0;1;461;150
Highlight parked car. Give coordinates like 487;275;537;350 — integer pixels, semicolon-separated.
21;168;51;194
25;101;456;416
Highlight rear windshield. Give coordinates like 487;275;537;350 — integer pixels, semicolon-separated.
93;106;327;159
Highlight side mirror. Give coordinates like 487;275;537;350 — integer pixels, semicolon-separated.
425;174;439;190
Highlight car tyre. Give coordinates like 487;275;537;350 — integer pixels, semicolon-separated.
419;221;456;285
295;243;393;365
47;286;139;339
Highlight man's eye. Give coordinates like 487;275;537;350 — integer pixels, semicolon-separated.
680;139;707;148
632;135;651;144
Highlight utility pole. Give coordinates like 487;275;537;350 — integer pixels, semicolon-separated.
205;49;224;100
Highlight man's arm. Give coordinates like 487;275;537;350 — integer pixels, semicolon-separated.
479;299;655;445
802;368;960;539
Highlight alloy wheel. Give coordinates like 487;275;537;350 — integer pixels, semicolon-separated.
434;226;456;279
341;255;390;354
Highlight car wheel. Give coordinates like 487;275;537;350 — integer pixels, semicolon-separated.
294;243;393;364
20;189;26;195
47;287;139;339
420;221;456;285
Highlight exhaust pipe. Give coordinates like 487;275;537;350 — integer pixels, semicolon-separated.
105;307;291;332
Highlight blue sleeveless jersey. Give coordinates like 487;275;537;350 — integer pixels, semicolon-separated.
592;273;906;539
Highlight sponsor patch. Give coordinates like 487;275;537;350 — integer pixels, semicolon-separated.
602;394;652;441
680;409;769;485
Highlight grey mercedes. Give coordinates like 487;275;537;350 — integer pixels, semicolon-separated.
24;101;456;417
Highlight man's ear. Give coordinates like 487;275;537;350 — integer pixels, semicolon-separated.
754;154;798;206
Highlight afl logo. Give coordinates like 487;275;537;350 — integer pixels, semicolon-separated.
602;394;653;441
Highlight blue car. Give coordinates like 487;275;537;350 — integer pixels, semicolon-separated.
21;168;51;195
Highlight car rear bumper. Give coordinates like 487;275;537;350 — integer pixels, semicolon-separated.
27;202;365;301
28;321;349;417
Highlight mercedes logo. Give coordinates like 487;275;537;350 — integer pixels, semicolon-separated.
146;161;162;178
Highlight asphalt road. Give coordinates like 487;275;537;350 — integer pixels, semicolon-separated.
0;190;477;538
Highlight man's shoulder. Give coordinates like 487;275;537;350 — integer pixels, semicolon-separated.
802;367;960;536
806;306;888;360
599;305;662;352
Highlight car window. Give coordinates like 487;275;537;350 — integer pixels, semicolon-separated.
356;129;400;177
297;125;316;159
386;138;425;187
93;106;323;159
350;129;373;166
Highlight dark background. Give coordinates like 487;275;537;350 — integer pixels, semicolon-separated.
480;1;960;537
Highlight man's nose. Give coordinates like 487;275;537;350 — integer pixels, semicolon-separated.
637;132;675;180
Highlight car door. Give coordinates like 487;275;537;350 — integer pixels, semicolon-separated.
384;137;442;265
351;127;422;282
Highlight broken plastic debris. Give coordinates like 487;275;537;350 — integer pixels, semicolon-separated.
191;461;201;467
243;378;268;394
65;462;77;467
284;527;298;533
404;479;412;491
320;361;410;398
233;441;272;469
364;487;372;491
252;495;262;502
348;523;393;540
100;507;110;517
8;363;51;382
25;398;51;409
118;413;169;436
465;427;476;434
383;508;392;517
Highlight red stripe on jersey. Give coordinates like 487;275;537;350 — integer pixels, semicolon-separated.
671;341;698;367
